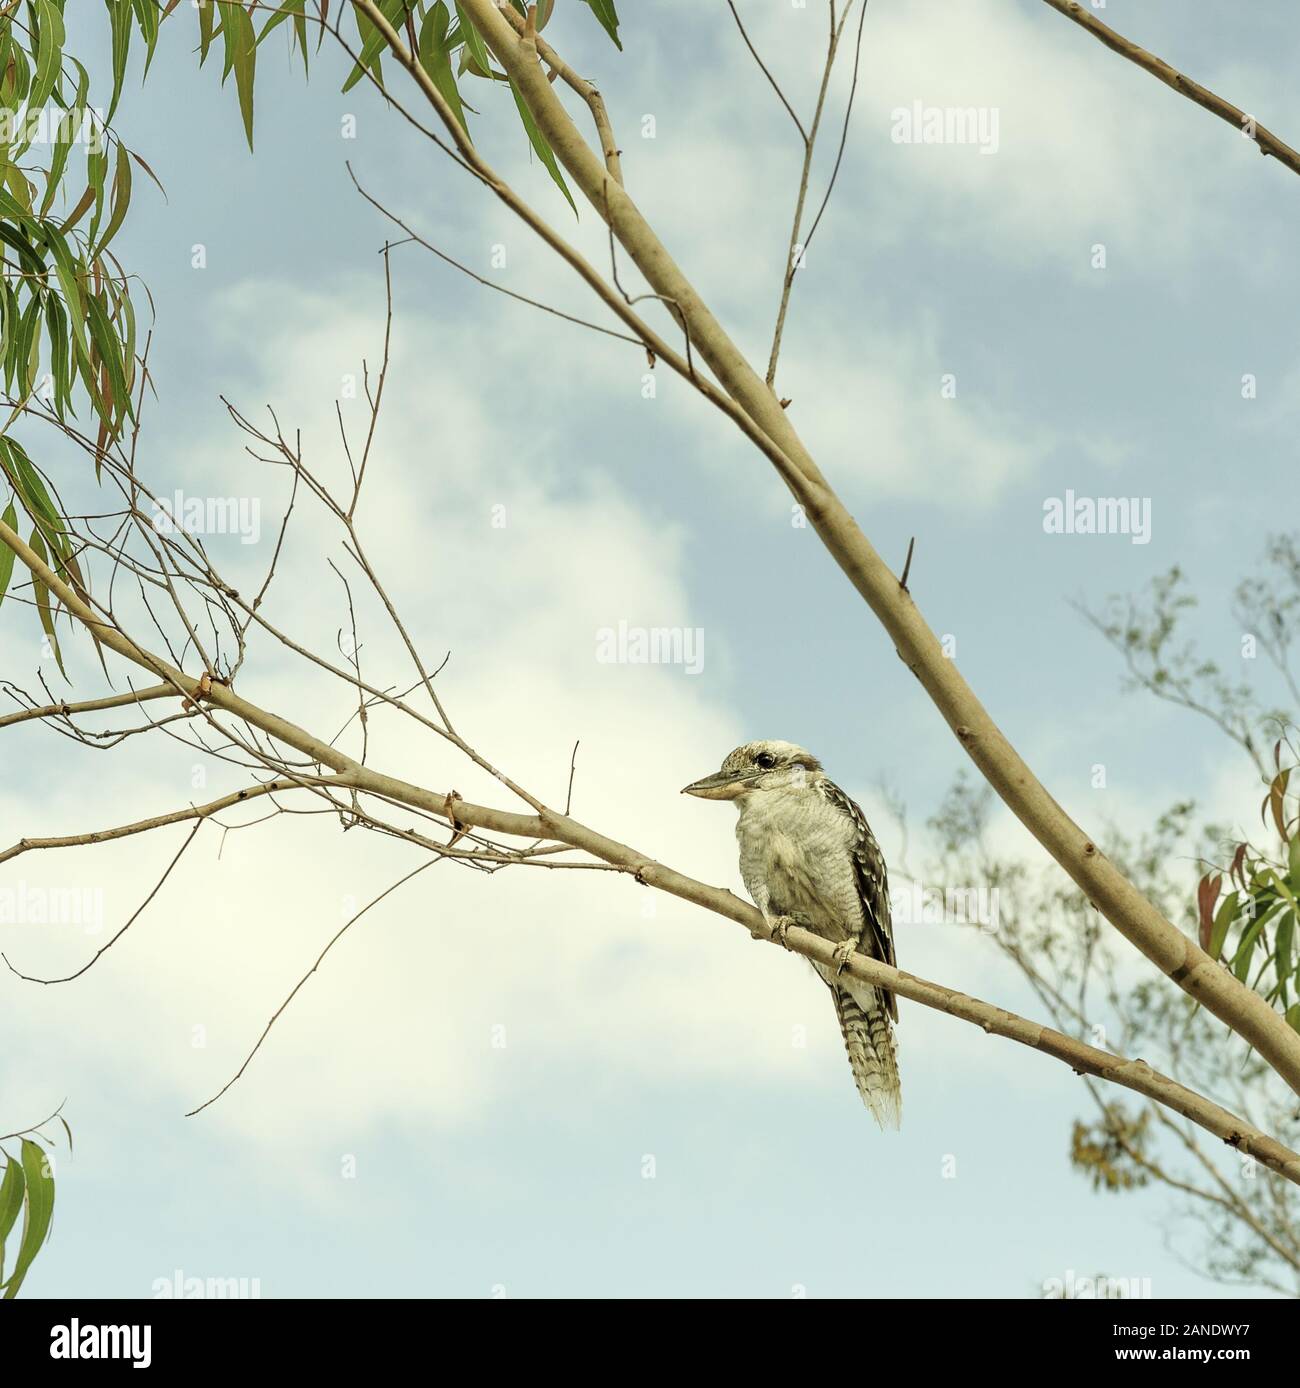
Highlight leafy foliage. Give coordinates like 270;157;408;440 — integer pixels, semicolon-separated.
1196;738;1300;1030
1070;1105;1152;1193
0;1113;69;1298
0;0;621;660
1086;546;1300;1032
930;536;1300;1292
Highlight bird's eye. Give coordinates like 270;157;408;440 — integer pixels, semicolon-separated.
755;752;776;770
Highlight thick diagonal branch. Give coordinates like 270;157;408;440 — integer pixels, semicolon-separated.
393;0;1300;1097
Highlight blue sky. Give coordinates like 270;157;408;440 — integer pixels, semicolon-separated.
3;0;1299;1297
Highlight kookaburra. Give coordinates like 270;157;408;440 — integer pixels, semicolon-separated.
682;740;901;1128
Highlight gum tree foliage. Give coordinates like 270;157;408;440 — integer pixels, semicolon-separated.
925;540;1300;1294
0;0;617;626
0;1108;69;1298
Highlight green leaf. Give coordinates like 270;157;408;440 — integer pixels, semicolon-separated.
2;1140;55;1298
1208;893;1239;963
14;292;42;397
0;501;16;605
418;3;469;140
341;0;405;94
131;0;161;78
455;1;492;75
1269;866;1300;923
41;60;90;217
581;0;622;50
27;529;66;678
508;77;576;215
1289;1003;1300;1035
0;218;48;278
0;1155;25;1282
2;437;65;544
85;137;109;248
30;0;67;113
1276;908;1295;1007
93;138;133;256
39;229;91;373
106;0;132;123
1232;905;1273;984
258;0;308;50
85;290;132;428
223;2;258;151
292;5;310;77
198;0;217;66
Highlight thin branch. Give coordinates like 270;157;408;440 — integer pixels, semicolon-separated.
184;857;440;1116
765;0;862;386
346;167;641;347
798;0;869;263
1039;0;1300;179
0;684;175;730
564;739;580;816
3;820;204;984
726;1;808;142
0;778;327;866
0;1099;67;1144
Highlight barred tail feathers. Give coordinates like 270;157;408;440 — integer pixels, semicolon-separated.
831;983;901;1130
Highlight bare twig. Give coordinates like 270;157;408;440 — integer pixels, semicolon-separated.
185;858;441;1116
3;820;204;984
346;167;641;346
726;1;808;142
1039;0;1300;179
0;778;325;867
764;1;864;387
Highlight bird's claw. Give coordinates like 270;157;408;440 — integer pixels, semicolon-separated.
768;915;797;949
832;939;857;975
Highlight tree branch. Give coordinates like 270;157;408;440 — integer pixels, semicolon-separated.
497;2;623;184
0;684;175;730
1039;0;1300;179
0;778;336;867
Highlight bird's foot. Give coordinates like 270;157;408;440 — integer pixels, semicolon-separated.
832;939;858;975
766;915;798;949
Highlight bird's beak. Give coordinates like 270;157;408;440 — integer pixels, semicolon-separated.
681;769;749;800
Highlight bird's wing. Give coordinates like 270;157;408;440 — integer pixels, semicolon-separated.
818;778;897;1021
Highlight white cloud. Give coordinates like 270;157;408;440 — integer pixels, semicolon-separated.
775;309;1051;505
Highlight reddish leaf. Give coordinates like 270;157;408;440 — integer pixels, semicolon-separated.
1197;871;1222;950
1267;769;1291;843
1229;841;1248;892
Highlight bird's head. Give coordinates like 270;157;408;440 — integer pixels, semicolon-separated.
681;740;823;801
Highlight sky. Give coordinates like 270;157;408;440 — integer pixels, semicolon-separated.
2;0;1299;1298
